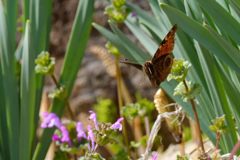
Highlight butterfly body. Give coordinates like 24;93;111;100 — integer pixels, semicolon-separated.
143;53;174;87
121;24;177;87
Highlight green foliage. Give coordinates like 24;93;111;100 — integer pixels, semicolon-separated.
94;123;120;146
48;86;66;99
93;98;117;123
104;0;129;23
130;136;147;149
112;0;126;8
0;0;94;160
79;152;106;160
176;155;189;160
174;81;201;102
182;127;192;142
111;149;130;160
168;59;191;82
122;103;139;120
105;42;121;56
35;51;55;75
94;0;240;153
209;115;227;134
122;95;154;120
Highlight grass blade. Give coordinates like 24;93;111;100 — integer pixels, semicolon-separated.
160;3;240;73
197;0;240;44
33;1;94;159
19;21;36;160
0;1;19;159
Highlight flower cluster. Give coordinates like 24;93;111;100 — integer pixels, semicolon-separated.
40;112;72;145
104;0;129;23
35;51;55;75
40;110;124;153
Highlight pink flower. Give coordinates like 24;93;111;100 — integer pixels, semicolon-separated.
76;122;87;140
89;110;99;130
52;134;61;142
60;125;71;145
151;152;158;160
111;117;124;131
40;112;62;129
87;125;95;152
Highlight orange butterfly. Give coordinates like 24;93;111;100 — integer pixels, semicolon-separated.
121;24;177;87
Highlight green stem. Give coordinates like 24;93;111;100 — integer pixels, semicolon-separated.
183;80;205;153
51;74;75;120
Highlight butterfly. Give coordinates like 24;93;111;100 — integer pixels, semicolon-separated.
121;24;177;87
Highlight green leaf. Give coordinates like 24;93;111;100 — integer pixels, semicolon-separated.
160;3;240;73
0;1;19;159
33;1;94;159
125;19;158;54
197;0;240;45
109;21;150;62
19;21;36;160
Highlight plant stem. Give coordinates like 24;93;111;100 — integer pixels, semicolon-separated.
229;139;240;160
213;131;221;160
183;80;205;153
144;116;150;136
114;56;130;154
51;74;75;120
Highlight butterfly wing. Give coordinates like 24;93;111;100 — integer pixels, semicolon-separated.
152;24;177;63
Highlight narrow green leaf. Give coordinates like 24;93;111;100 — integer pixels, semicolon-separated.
0;1;19;159
33;1;94;159
0;65;9;160
197;0;240;44
19;21;36;160
160;3;240;73
127;2;163;37
125;19;158;54
93;22;150;63
109;21;150;62
93;22;141;61
28;0;53;155
194;42;237;152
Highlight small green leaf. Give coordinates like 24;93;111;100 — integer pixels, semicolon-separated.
209;115;227;133
104;5;129;23
174;81;201;102
105;41;121;56
112;0;126;8
35;51;55;75
48;85;66;99
168;59;191;82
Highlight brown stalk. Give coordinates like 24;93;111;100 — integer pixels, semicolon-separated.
51;74;75;120
114;56;130;154
183;80;205;153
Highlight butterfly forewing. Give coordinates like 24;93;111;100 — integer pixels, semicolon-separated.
152;24;177;63
121;24;177;87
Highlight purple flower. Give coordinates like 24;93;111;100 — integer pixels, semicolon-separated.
111;117;124;131
60;125;71;145
151;152;158;160
76;122;87;140
52;134;61;142
87;125;95;152
89;110;99;130
131;12;137;17
40;112;62;129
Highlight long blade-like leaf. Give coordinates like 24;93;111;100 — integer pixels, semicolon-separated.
197;0;240;44
0;1;19;159
19;21;36;160
33;1;94;159
160;3;240;73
